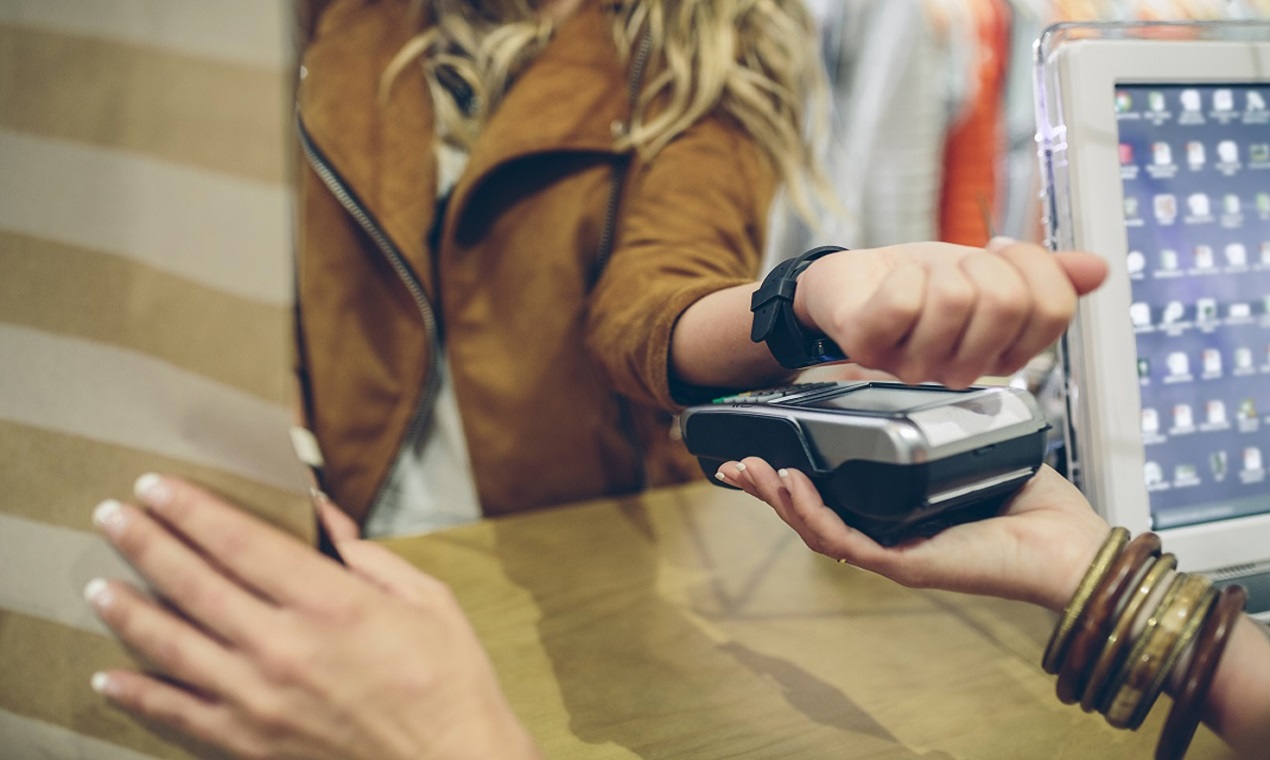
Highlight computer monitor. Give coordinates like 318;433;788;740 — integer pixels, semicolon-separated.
1037;23;1270;620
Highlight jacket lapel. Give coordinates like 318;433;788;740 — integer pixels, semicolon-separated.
298;0;439;298
441;1;631;244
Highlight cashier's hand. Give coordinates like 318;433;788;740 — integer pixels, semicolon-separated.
794;239;1107;388
85;476;541;760
717;462;1111;613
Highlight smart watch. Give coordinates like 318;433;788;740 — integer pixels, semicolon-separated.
750;245;849;369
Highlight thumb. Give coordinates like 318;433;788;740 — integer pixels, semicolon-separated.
1053;250;1109;296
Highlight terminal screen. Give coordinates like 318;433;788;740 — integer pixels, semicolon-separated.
1115;82;1270;529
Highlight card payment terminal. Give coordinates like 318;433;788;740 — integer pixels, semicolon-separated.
680;381;1049;545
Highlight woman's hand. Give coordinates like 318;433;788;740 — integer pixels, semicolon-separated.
86;475;540;760
794;239;1108;388
716;461;1110;612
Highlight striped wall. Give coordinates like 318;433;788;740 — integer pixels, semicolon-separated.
0;2;312;757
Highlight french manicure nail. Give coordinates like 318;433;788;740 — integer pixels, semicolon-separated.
92;499;127;536
84;578;114;609
90;671;117;697
734;462;747;472
778;469;790;479
986;236;1018;252
133;473;172;507
715;470;728;482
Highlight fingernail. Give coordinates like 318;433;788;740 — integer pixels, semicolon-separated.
133;473;172;508
84;578;114;609
986;236;1017;252
734;462;747;472
92;499;127;537
778;469;790;479
90;671;118;697
715;470;729;482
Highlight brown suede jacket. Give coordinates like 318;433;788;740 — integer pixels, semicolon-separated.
297;0;778;523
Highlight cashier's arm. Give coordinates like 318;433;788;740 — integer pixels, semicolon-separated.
671;239;1108;391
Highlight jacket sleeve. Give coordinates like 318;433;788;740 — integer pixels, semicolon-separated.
583;115;779;411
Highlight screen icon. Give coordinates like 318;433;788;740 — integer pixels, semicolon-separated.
1167;351;1190;377
1126;250;1146;275
1161;249;1180;270
1149;91;1167;112
1142;407;1160;434
1181;89;1202;112
1194;245;1215;270
1258;194;1270;215
1138;357;1151;381
1207;399;1228;426
1214;89;1234;112
1202;348;1222;375
1173;403;1194;430
1186;141;1206;167
1244;446;1263;473
1145;461;1164;487
1211;451;1228;481
1251;143;1270;163
1236;346;1254;371
1224;194;1242;216
1218;140;1239;164
1163;301;1185;324
1152;142;1173;165
1131;302;1152;327
1226;243;1248;267
1250;91;1267;111
1188;193;1211;218
1120;143;1135;165
1196;297;1218;322
1239;398;1259;422
1231;302;1253;320
1125;196;1141;221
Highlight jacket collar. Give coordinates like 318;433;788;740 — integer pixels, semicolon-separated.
299;0;630;284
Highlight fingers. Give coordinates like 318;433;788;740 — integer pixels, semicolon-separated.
988;242;1083;372
90;669;243;755
336;540;453;608
85;577;249;699
93;498;277;647
314;490;361;545
132;474;355;611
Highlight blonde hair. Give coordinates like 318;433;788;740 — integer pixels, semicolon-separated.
382;0;828;216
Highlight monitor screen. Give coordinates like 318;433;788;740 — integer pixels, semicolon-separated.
1115;82;1270;530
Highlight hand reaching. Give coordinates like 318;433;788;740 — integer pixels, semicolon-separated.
793;239;1108;388
86;476;540;760
716;461;1111;612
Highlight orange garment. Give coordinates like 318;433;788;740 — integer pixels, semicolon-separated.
938;0;1010;246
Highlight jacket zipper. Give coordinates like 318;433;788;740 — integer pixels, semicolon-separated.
297;118;443;510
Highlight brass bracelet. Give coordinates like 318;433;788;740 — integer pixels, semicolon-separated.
1104;572;1212;729
1101;571;1184;725
1081;553;1176;713
1058;532;1162;705
1044;527;1130;674
1128;580;1215;730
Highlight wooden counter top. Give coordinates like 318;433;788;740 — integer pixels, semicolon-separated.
382;481;1236;760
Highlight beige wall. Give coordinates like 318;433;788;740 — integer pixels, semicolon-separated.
0;2;310;757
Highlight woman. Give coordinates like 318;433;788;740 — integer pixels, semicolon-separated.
295;0;1105;536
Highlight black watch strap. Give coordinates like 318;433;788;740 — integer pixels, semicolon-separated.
750;245;849;369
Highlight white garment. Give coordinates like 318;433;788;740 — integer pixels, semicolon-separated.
362;356;482;538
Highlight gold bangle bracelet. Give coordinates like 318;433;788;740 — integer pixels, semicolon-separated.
1104;572;1211;729
1127;581;1215;730
1080;553;1177;713
1043;527;1130;674
1101;571;1185;725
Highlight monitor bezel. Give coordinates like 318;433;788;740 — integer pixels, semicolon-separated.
1053;37;1270;575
